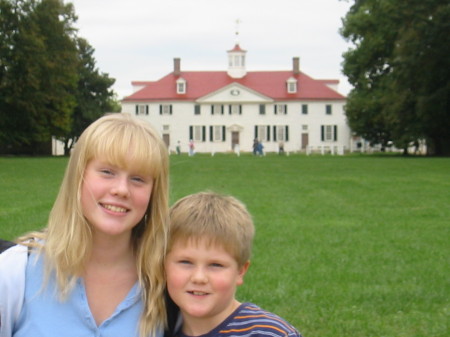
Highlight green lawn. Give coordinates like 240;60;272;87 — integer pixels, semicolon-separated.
1;154;449;337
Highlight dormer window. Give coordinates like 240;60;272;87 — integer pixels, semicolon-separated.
176;77;186;94
287;77;297;93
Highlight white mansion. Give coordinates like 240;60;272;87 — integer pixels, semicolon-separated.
121;44;350;154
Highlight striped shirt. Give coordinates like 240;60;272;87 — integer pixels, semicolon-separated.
178;303;302;337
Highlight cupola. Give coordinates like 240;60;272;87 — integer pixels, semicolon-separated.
227;44;247;78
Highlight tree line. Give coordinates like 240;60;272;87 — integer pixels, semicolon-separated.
340;0;449;155
0;0;119;155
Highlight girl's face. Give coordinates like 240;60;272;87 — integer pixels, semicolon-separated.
81;158;153;240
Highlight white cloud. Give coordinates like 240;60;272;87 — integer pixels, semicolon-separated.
69;0;353;99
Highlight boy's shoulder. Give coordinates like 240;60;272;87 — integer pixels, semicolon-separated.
221;302;303;337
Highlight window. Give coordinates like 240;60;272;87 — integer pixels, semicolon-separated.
189;125;206;142
273;125;289;142
135;104;148;115
211;104;224;115
229;104;242;115
286;77;297;93
254;125;270;142
194;105;201;115
326;104;332;115
159;104;172;115
274;104;287;115
209;125;226;142
302;124;308;131
176;78;186;94
321;125;338;141
162;125;170;132
259;104;266;115
302;104;308;115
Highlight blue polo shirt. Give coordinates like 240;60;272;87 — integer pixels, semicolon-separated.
13;252;161;337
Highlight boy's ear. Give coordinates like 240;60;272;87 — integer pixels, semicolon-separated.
237;260;250;286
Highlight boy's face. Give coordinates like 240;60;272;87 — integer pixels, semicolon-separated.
165;237;249;331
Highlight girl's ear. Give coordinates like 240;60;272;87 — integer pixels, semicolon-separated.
236;260;250;286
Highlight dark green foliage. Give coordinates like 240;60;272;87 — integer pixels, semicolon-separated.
341;0;450;155
0;0;118;155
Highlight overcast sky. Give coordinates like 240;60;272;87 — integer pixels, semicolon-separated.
69;0;354;99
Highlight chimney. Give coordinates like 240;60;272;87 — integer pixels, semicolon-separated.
173;58;181;76
293;57;300;75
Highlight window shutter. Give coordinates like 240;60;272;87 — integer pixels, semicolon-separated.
221;105;224;115
267;126;270;141
229;105;232;115
202;126;206;142
285;126;289;141
273;126;277;141
135;105;138;115
211;105;214;115
146;105;149;115
159;105;162;115
274;105;277;115
170;105;173;115
222;126;226;141
210;126;213;141
239;105;242;115
284;104;288;115
334;125;338;141
254;126;258;139
321;126;324;141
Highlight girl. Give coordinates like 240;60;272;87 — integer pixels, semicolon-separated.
0;113;170;337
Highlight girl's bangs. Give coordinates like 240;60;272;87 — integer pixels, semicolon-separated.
87;122;163;178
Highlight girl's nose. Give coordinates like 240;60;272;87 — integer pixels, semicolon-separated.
111;176;130;197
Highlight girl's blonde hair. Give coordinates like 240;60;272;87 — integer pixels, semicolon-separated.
20;113;169;337
168;191;255;267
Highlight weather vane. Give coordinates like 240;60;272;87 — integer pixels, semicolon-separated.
235;19;241;44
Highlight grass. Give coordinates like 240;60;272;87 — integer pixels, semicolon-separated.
1;153;449;336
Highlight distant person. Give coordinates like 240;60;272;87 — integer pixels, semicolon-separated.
188;139;195;156
176;140;181;155
278;141;285;155
165;191;303;337
253;139;258;155
0;113;174;337
257;140;264;156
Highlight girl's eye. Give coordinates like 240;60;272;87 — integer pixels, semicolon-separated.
131;176;145;183
100;169;113;175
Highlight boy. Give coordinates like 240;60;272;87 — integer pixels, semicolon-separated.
165;191;303;337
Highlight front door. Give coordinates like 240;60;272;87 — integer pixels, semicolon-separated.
301;133;309;150
231;131;239;150
163;134;170;149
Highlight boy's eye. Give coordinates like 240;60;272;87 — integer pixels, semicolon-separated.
210;262;224;268
178;260;192;265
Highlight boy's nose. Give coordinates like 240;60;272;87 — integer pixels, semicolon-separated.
191;267;208;283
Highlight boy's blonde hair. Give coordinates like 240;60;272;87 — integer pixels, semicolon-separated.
168;191;255;267
20;113;169;337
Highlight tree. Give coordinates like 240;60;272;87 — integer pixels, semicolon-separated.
0;0;78;154
341;0;450;155
60;37;118;155
0;0;119;155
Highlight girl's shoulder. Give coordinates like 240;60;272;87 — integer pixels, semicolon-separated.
0;242;28;337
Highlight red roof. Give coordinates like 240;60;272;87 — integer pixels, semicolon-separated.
228;44;247;52
123;70;345;102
